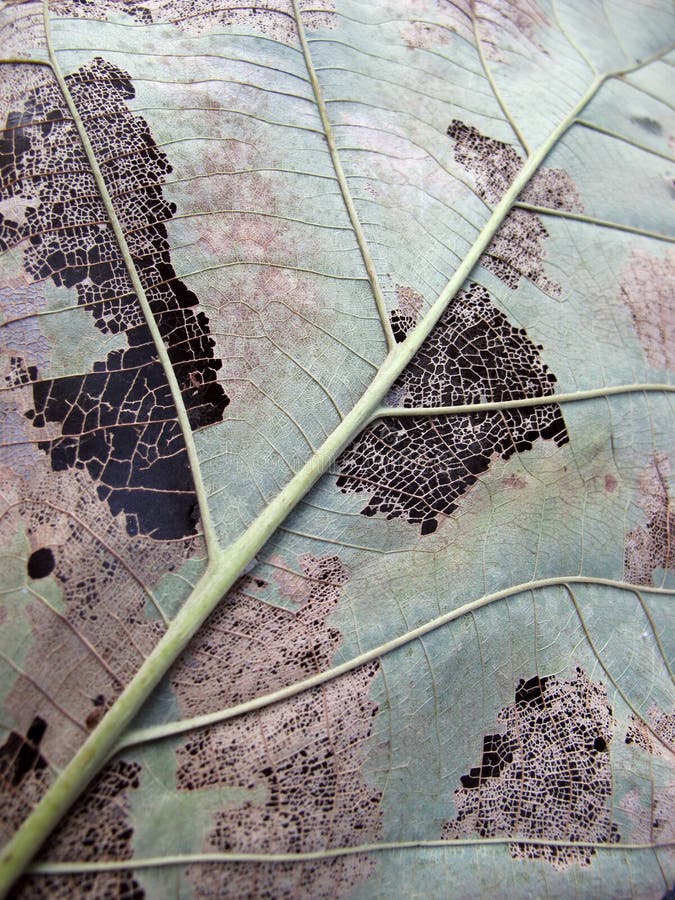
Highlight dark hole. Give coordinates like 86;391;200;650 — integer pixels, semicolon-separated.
27;547;55;579
1;716;48;786
515;674;548;707
594;736;608;753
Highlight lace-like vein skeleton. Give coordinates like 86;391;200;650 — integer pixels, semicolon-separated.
15;760;143;898
625;706;675;756
0;717;50;847
172;555;382;898
442;668;620;869
448;121;584;296
623;706;674;846
51;0;336;43
0;57;228;540
337;283;568;534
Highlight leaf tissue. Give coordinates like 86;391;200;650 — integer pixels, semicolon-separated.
0;0;673;897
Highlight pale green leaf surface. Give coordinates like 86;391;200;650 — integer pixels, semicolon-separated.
0;0;673;898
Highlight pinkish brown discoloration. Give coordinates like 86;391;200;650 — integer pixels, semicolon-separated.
624;454;673;585
605;474;618;492
620;248;675;371
504;473;527;489
172;555;382;898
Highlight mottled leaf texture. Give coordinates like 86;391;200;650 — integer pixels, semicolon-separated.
0;0;673;899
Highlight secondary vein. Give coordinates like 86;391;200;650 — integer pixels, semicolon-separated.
291;0;395;350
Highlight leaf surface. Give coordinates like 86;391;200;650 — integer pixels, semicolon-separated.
0;0;673;897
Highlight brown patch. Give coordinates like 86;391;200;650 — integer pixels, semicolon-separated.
620;248;675;371
474;0;552;61
0;2;45;56
401;0;472;49
337;283;567;534
172;554;350;715
447;121;583;297
395;284;424;320
51;0;337;43
403;20;454;50
270;554;312;601
624;454;673;585
172;554;382;897
401;0;550;59
15;759;144;898
623;707;675;846
448;120;523;202
605;474;618;492
0;717;51;847
503;473;527;489
480;209;560;295
625;706;675;757
0;462;195;771
442;668;620;869
522;166;585;211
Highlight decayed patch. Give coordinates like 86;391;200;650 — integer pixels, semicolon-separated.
472;0;552;60
337;283;567;534
15;759;144;898
0;716;51;846
448;121;583;296
402;0;550;59
172;555;382;898
51;0;336;43
402;0;471;51
0;458;193;844
620;247;675;371
625;706;675;758
0;2;45;57
624;454;673;585
0;463;192;756
442;668;620;869
0;57;228;540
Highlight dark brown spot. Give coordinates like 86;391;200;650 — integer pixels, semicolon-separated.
27;547;55;579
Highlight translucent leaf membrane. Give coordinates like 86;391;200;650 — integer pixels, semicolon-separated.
0;0;673;896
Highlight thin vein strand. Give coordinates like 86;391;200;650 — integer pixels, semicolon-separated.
373;384;675;419
575;117;675;163
470;0;530;153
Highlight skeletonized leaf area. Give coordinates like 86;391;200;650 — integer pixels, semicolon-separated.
442;668;620;869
